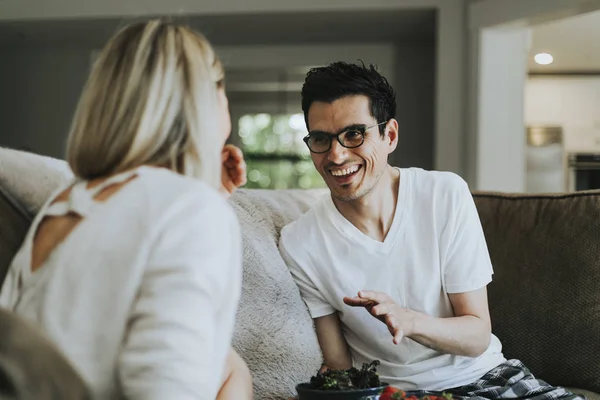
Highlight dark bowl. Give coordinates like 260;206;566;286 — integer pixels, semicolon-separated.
295;382;389;400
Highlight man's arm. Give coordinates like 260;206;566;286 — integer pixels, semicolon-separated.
408;288;491;357
394;174;491;357
344;287;492;358
314;313;353;371
279;229;352;369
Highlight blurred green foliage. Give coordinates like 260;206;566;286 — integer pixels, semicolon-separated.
239;113;326;190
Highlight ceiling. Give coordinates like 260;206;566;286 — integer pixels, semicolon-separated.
4;7;599;73
0;9;436;47
529;9;600;73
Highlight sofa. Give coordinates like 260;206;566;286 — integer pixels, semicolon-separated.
0;147;598;400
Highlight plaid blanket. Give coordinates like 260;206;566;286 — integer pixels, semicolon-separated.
414;359;585;400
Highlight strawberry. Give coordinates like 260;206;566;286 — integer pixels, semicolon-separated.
380;386;405;400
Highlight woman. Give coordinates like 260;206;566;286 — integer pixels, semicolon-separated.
0;20;252;399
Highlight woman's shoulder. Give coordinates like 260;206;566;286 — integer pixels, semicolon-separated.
137;169;241;262
134;167;236;226
136;167;223;205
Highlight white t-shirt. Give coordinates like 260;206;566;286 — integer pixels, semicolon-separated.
279;168;505;390
0;166;242;400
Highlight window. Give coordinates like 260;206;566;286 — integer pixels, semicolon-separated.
239;113;326;190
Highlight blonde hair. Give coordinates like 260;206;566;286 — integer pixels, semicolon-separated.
66;19;224;189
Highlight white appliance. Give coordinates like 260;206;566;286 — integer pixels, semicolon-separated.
525;126;565;193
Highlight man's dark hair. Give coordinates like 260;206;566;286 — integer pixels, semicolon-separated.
301;61;397;135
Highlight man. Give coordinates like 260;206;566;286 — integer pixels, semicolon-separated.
279;61;579;399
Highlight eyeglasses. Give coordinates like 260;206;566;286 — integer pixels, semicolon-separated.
303;121;388;154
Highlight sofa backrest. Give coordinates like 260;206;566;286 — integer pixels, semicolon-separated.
474;191;600;394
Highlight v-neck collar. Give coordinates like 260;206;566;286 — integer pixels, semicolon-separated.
324;167;411;254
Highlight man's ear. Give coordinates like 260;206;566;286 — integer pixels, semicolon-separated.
386;119;399;154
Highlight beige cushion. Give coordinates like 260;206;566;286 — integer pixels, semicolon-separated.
229;189;324;399
0;147;73;215
0;147;72;287
474;191;600;394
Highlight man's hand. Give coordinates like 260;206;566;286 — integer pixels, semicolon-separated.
343;291;415;345
220;144;247;198
344;288;493;357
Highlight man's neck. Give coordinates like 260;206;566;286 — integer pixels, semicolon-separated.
332;166;400;242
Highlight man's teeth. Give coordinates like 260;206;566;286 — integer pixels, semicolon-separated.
330;165;359;177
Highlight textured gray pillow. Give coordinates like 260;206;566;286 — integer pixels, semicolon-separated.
0;147;73;215
0;147;71;287
229;189;325;399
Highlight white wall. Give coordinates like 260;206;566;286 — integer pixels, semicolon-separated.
526;76;600;152
475;27;530;192
469;0;600;29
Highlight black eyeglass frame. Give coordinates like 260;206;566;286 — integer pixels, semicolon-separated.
302;120;389;154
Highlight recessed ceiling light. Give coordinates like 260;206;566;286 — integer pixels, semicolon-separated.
534;53;554;65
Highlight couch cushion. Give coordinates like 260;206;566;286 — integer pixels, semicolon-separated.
0;147;72;288
0;147;73;215
229;189;325;399
473;191;600;394
0;184;31;287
